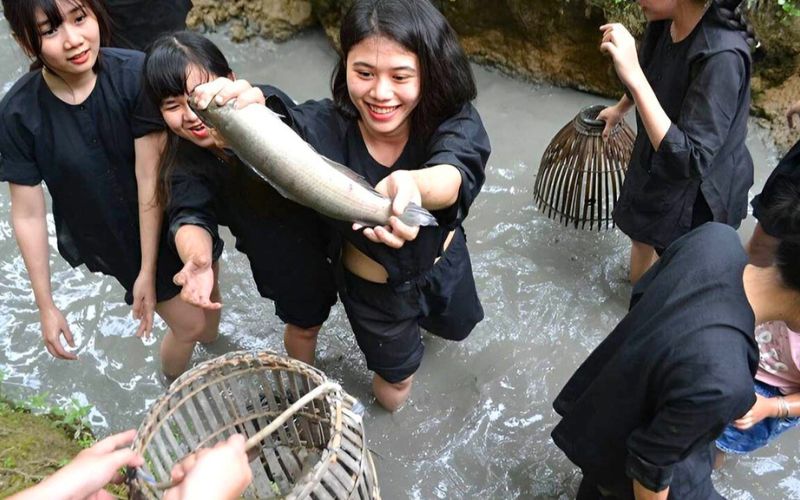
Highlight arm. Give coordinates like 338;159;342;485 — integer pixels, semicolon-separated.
733;391;800;429
9;430;143;500
9;183;76;360
132;131;167;338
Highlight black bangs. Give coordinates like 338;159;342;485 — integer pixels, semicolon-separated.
144;31;233;105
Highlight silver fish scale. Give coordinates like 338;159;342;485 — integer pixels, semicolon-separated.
198;102;395;225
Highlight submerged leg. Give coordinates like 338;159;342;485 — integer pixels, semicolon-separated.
373;374;413;412
284;324;322;365
629;240;658;285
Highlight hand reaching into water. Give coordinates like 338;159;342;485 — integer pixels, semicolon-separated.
40;304;77;360
355;170;421;249
787;100;800;128
131;271;156;338
10;430;143;500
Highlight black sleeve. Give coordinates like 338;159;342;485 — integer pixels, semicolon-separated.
167;164;223;261
424;103;490;227
624;336;755;492
649;51;747;181
0;104;42;186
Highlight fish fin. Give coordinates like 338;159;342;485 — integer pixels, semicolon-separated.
319;155;380;193
398;202;438;227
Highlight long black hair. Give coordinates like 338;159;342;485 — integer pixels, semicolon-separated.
2;0;111;71
143;30;233;207
711;0;759;53
331;0;476;140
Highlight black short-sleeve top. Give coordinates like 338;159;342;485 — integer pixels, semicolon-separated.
552;223;757;498
0;48;164;279
614;5;754;249
267;96;490;284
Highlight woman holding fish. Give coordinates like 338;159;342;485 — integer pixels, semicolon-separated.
143;31;338;366
193;0;490;411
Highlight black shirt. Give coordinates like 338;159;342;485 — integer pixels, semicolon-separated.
751;138;800;240
106;0;193;51
552;223;758;499
268;96;490;285
0;48;165;283
614;6;753;250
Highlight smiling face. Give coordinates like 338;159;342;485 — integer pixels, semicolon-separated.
345;35;421;142
35;0;100;79
160;65;219;149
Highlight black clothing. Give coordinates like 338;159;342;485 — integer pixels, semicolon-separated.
167;139;337;328
340;226;483;382
552;223;758;499
106;0;193;51
268;96;490;285
0;48;181;304
751;139;800;240
263;95;489;378
613;8;753;250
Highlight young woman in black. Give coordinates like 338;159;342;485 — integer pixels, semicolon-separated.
598;0;756;284
143;32;337;366
552;216;800;499
0;0;214;376
193;0;490;411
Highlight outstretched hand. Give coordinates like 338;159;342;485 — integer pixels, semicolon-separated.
354;170;421;248
40;305;77;360
173;256;221;310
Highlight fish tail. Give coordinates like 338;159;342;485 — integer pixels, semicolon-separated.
398;202;438;227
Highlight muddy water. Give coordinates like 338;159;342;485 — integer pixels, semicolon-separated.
0;22;795;499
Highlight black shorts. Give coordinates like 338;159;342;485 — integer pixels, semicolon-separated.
339;227;484;383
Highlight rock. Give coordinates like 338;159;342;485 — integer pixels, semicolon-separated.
188;0;316;42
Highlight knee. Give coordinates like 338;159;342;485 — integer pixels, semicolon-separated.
285;324;321;341
172;316;215;344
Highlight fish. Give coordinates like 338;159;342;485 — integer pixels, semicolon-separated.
190;98;438;228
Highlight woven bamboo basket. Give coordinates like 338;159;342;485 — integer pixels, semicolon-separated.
129;351;380;499
533;104;635;231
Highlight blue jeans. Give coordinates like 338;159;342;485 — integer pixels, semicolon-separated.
715;380;800;454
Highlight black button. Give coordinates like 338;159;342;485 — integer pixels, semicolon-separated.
79;105;86;110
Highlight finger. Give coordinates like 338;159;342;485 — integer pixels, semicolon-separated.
62;322;76;348
352;222;364;231
391;188;413;217
232;87;266;110
373;225;404;249
227;433;247;450
103;448;145;472
191;77;233;110
173;270;187;287
144;306;155;339
51;336;77;360
600;42;618;58
360;227;382;244
135;318;147;339
91;429;138;454
388;216;418;241
789;113;796;129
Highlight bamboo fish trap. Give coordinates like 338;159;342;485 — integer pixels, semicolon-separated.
533;104;635;230
129;351;380;499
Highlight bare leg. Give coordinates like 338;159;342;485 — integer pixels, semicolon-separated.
156;263;222;378
713;449;726;470
372;374;413;412
284;323;321;365
629;240;658;285
746;223;780;267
